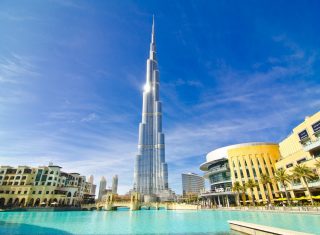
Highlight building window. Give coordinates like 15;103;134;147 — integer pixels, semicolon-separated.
24;191;27;194
298;130;309;141
18;191;21;194
14;182;18;185
312;120;320;134
22;176;26;180
47;182;51;186
297;158;307;164
32;191;36;194
46;191;49;194
286;163;293;168
252;167;257;177
39;191;42;194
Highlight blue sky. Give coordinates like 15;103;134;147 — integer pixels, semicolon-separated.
0;0;319;194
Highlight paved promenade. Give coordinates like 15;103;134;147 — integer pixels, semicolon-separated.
211;206;320;215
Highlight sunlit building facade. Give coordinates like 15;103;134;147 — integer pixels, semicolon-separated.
276;111;320;198
98;176;107;200
200;143;281;206
112;175;118;194
181;173;204;196
0;164;95;208
133;18;169;198
228;143;281;205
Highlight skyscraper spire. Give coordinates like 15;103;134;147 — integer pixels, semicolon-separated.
150;15;156;61
133;16;169;198
152;15;155;43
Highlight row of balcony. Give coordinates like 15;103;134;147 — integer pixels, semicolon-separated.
302;136;320;152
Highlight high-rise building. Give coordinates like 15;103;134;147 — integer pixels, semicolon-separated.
112;175;118;194
88;175;94;184
133;17;169;197
98;176;107;200
182;173;204;196
88;175;96;195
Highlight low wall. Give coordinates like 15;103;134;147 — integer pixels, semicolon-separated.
228;220;313;235
167;203;198;210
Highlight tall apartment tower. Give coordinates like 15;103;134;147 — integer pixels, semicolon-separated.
98;176;107;200
88;175;96;195
133;17;169;196
182;173;205;196
88;175;93;184
112;175;118;194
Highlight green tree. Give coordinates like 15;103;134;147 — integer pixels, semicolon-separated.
315;159;320;176
245;179;258;206
259;173;272;204
274;168;292;206
232;181;242;206
292;164;316;206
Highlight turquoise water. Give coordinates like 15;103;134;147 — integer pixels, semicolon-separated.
0;210;319;234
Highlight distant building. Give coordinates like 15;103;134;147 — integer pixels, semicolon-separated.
0;164;94;208
182;173;204;196
112;175;118;194
98;176;107;200
276;111;320;198
88;175;96;196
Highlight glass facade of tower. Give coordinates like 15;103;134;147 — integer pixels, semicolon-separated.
133;18;169;196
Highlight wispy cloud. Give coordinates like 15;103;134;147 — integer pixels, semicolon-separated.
0;54;39;83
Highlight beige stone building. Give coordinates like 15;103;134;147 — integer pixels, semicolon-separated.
276;111;320;198
0;164;95;208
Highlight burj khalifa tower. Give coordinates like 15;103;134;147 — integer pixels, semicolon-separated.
133;17;169;197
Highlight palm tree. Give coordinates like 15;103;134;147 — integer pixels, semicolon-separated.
232;181;242;206
259;173;272;204
245;179;258;206
274;168;292;206
240;183;247;205
315;159;320;176
292;164;316;206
